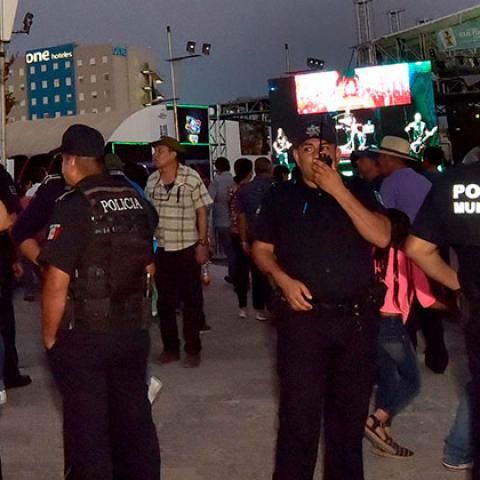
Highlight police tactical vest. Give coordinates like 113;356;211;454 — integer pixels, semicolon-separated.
64;175;153;332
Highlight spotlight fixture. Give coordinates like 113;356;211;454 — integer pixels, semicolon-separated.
307;57;325;70
186;41;197;54
202;43;211;55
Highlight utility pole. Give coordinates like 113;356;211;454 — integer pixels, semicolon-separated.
166;26;179;140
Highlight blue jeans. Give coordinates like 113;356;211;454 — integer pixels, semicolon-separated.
443;381;474;465
375;316;421;417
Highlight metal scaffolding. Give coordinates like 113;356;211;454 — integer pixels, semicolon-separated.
354;0;376;66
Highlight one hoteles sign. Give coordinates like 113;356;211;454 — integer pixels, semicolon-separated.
25;49;73;64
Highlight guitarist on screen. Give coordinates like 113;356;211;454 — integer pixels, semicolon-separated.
405;112;438;156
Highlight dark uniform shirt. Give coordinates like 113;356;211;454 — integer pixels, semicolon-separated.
39;174;158;276
0;166;20;274
254;179;383;303
412;162;480;302
11;174;66;247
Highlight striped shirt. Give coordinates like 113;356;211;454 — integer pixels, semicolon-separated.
145;164;212;252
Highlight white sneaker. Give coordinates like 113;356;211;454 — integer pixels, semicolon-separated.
0;390;7;405
255;310;268;322
239;309;247;319
148;376;163;404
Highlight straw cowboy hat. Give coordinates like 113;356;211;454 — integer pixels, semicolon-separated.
375;136;417;162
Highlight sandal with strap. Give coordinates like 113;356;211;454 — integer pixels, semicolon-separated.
364;415;414;458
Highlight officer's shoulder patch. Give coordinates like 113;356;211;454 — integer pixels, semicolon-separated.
47;224;62;241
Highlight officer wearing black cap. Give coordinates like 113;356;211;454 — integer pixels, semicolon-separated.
252;119;391;480
39;124;160;479
406;161;480;478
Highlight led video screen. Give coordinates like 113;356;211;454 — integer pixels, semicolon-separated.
270;61;438;169
176;105;209;146
295;63;412;114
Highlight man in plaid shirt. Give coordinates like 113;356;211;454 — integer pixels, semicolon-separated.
145;137;212;368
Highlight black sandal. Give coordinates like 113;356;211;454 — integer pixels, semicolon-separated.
364;415;414;458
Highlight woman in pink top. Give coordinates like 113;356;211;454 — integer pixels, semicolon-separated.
365;209;444;458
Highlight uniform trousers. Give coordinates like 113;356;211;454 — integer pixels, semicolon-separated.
273;300;379;480
0;274;21;382
154;246;202;354
47;329;160;480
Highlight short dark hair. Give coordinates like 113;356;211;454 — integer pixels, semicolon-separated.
233;158;253;183
273;165;290;182
215;157;230;173
255;157;272;175
423;146;444;167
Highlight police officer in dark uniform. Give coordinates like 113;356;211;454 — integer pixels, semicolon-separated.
252;120;391;480
0;164;32;389
406;160;480;479
39;125;160;479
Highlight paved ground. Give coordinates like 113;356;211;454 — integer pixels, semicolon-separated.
0;264;472;479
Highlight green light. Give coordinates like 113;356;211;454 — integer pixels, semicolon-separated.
166;103;209;109
180;142;210;146
112;141;151;154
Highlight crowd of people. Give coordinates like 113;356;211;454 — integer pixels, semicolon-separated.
0;119;479;480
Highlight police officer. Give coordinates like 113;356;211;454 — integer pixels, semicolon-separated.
0;164;31;390
406;160;480;479
252;119;391;480
39;124;160;479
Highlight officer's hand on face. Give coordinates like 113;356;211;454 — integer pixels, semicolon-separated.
277;275;313;312
195;244;209;265
12;261;24;279
312;160;345;197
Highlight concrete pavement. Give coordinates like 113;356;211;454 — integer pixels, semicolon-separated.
0;264;472;479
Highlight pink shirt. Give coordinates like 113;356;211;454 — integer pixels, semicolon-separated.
379;248;436;323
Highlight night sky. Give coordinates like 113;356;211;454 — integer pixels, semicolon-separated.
9;0;479;104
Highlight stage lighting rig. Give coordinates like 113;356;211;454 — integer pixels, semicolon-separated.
307;57;325;70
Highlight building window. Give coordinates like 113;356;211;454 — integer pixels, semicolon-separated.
90;74;97;83
55;112;61;118
20;99;26;107
43;113;49;118
21;115;26;121
91;91;97;99
54;95;60;103
65;77;72;86
105;106;111;112
78;76;84;83
54;79;60;88
102;56;108;64
31;98;37;106
30;82;36;91
20;84;25;91
43;97;49;105
80;109;86;115
41;64;47;73
77;59;83;67
79;92;85;101
30;66;35;74
92;108;98;114
67;110;73;115
53;63;59;70
42;80;48;89
104;73;110;81
19;68;24;77
89;58;96;65
66;93;73;102
65;61;71;69
32;114;37;120
9;117;15;123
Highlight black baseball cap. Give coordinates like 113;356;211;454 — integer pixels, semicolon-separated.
52;124;105;158
292;118;338;148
